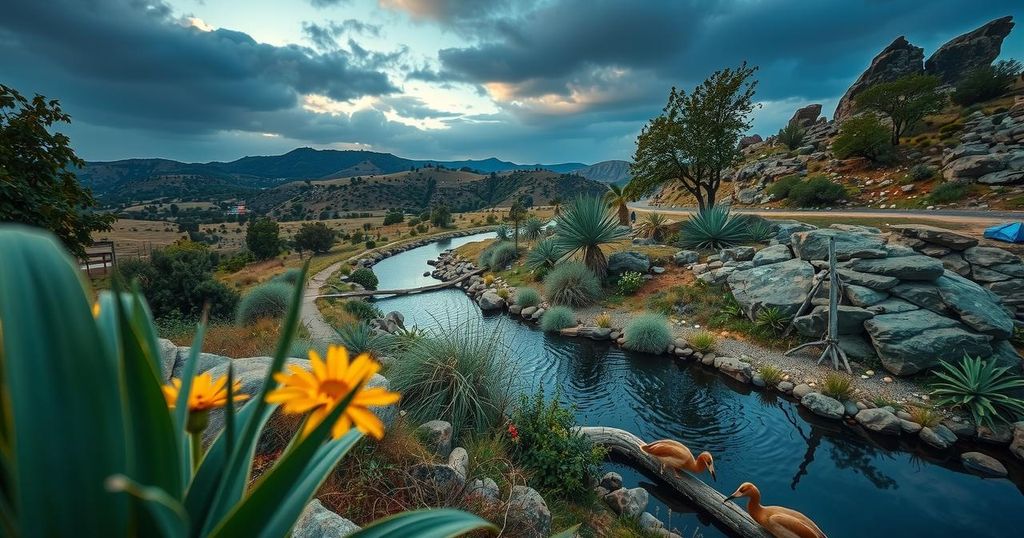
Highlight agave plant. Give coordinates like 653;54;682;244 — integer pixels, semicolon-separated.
754;306;789;335
677;204;750;250
635;212;670;242
603;184;631;226
929;355;1024;428
745;217;775;243
494;224;511;242
522;217;545;241
334;321;396;359
0;226;492;538
554;195;629;278
525;238;563;271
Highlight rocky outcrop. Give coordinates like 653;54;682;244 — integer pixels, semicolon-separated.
293;500;361;538
789;104;822;128
608;251;651;275
507;486;552;537
727;258;815;319
925;16;1015;84
941;105;1024;186
834;36;924;121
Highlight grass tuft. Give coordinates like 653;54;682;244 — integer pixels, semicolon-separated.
622;313;672;354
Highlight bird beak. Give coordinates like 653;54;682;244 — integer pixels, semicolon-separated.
709;468;717;482
722;494;736;504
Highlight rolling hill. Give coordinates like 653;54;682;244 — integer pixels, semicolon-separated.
570;160;631;184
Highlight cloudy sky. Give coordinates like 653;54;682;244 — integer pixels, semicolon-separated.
3;0;1021;164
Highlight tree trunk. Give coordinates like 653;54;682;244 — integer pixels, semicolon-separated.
578;426;773;538
584;246;608;279
617;203;630;226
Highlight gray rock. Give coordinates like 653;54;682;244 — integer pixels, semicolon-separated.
293;500;361;538
1010;422;1024;462
964;246;1020;267
508;486;552;537
900;419;923;434
604;487;649;518
925;16;1015;84
850;256;945;281
990;340;1024;370
773;221;818;244
864;309;992;375
416;420;453;459
578;327;612;340
608;251;651;275
801;393;845;419
920;424;958;449
448;447;469;479
478;291;506;311
977;169;1024;185
855;408;903;435
940;253;971;276
752;244;793;266
639;512;665;533
410;461;466;498
673;250;700;265
172;347;230;380
720;246;756;263
714;356;753;383
889;282;949;314
521;306;538;318
835;36;924;121
960;452;1008;477
466;477;500;504
793;304;874;337
845;284;889;307
892;224;979;251
509;304;523;315
866;298;920;315
698;266;736;285
778;381;795;393
976;424;1013;444
943;419;977;439
728;259;815;319
843;400;860;417
836;267;900;290
792;383;813;399
838;334;878;361
943;155;1007;181
936;272;1015;338
157;338;179;383
791;229;887;261
600;472;623;491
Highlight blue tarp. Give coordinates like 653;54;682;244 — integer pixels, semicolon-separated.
984;222;1024;243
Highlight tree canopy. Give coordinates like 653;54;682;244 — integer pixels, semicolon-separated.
293;221;335;254
855;74;944;145
0;84;114;257
246;217;281;260
630;63;759;211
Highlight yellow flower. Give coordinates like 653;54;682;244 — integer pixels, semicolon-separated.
163;372;249;412
92;301;101;318
266;345;400;440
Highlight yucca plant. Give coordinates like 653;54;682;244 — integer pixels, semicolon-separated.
929;355;1024;428
554;195;629;278
677;205;750;250
526;238;563;271
746;218;774;243
0;226;492;537
494;224;511;242
522;217;545;241
603;184;631;226
754;307;789;335
635;212;670;242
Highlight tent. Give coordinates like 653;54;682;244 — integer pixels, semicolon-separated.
984;222;1024;243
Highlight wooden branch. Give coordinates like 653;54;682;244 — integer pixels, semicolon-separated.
578;426;773;538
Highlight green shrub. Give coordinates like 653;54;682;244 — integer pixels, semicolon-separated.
120;241;239;321
488;242;519;269
348;267;378;290
364;240;376;249
271;268;302;285
494;224;511;242
788;176;846;207
523;217;545;240
687;330;717;352
754;307;789;335
510;389;605;500
821;372;854;400
526;238;563;271
333;321;395;359
383;211;405;225
622;313;672;354
766;174;803;200
246;217;281;260
218;250;255;272
745;218;774;243
831;115;894;163
515;287;541;307
388;320;515;439
543;262;602;307
777;122;805;150
677;204;749;250
342;299;383;321
907;164;936;182
540;306;576;332
929;182;969;204
952;60;1023;106
616;271;646;296
757;365;784;386
236;281;292;325
938;122;964;135
293;221;335;254
930;354;1024;428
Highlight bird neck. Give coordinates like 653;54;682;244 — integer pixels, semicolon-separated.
745;489;764;521
687;456;708;474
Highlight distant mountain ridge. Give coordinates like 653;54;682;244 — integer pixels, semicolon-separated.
569;160;631;184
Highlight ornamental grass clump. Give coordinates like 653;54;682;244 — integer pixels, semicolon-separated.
821;372;854;400
929;354;1024;428
334;321;395;359
540;306;576;332
622;313;672;354
515;287;541;308
594;312;613;328
0;226;492;537
543;261;602;307
488;242;519;269
236;281;292;325
687;330;718;352
757;365;784;387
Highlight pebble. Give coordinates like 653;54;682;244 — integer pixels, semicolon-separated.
882;377;893;383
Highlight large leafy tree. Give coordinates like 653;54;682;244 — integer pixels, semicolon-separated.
603;184;631;226
630;63;759;212
855;74;944;145
0;84;114;257
554;195;629;278
246;217;281;260
293;221;335;255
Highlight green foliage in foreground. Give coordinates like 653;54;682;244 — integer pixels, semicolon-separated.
540;306;576;333
236;281;292;325
677;204;749;250
543;262;602;307
388;320;515;440
0;225;492;538
511;390;605;500
622;313;673;354
929;355;1024;428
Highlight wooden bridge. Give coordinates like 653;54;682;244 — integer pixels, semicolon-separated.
314;268;484;299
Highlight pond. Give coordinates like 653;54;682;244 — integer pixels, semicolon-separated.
369;232;1024;537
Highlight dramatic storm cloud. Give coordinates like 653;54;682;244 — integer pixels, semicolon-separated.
1;0;1021;163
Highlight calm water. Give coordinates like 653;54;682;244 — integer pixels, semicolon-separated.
371;233;1024;537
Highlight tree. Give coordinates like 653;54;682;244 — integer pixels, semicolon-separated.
508;201;528;251
246;217;281;260
855;74;944;145
603;184;631;226
630;63;759;212
952;60;1023;106
831;115;895;163
383;210;404;225
0;84;114;257
293;221;335;255
430;203;452;227
777;122;805;150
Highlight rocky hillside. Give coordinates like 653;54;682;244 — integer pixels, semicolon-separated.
248;168;607;219
570;160;631;184
651;16;1023;211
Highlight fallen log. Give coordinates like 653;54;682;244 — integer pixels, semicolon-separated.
578;426;773;538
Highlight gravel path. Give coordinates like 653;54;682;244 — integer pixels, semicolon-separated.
302;260;342;342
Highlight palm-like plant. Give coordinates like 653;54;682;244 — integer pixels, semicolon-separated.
603;184;631;226
635;212;670;242
494;224;511;242
523;217;544;241
525;238;563;271
677;204;750;250
554;195;629;278
929;355;1024;428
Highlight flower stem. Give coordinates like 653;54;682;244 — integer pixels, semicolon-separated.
191;432;203;473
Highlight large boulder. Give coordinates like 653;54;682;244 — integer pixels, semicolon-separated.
844;284;889;307
478;291;506;311
608;251;651;275
508;486;552;537
604;487;649;518
960;451;1008;478
293;500;361;538
834;36;924;121
942;155;1007;181
855;408;902;435
864;309;993;375
936;272;1014;339
836;268;900;290
416;420;454;459
771;220;817;245
728;259;815;319
792;305;874;337
673;250;700;265
790;229;887;261
964;246;1020;267
720;246;755;263
753;244;793;266
890;224;978;250
801;393;845;420
925;16;1015;84
789;104;822;128
849;255;945;281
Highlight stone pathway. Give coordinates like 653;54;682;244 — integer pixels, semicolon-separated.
302;260;342;343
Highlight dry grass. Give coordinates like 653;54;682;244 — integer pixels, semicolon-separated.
318;298;361;329
168;318;282;358
906;405;942;427
821;372;855;401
